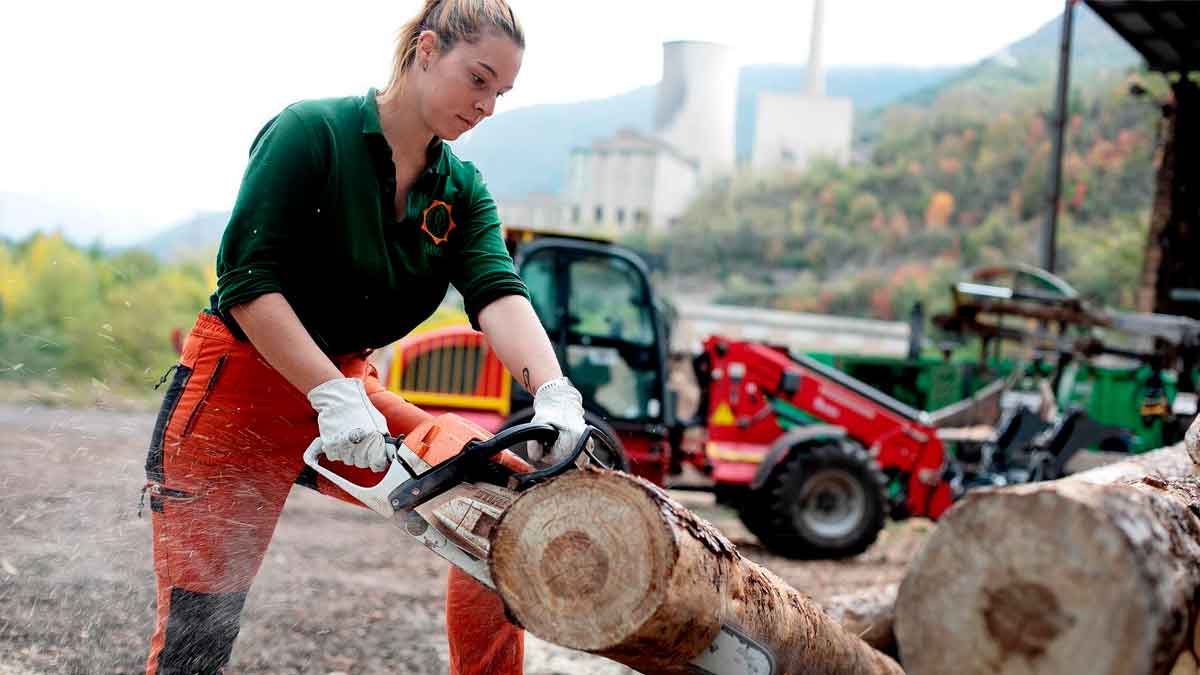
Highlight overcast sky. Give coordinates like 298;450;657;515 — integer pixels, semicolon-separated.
1;0;1066;245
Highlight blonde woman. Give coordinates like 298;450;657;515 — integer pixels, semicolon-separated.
141;2;584;673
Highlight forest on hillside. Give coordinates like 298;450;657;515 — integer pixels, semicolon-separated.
0;235;214;393
636;67;1165;324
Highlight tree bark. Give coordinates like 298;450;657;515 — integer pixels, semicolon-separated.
488;468;902;675
895;441;1200;675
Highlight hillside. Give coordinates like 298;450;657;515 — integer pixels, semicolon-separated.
859;8;1139;141
135;211;226;261
461;9;1139;201
916;8;1136;103
655;5;1155;322
0;192;148;247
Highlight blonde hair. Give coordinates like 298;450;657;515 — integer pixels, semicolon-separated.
386;0;524;92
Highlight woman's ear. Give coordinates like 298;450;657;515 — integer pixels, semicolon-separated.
416;30;440;71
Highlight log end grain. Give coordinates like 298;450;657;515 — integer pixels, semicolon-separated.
489;470;681;651
896;483;1171;675
491;469;904;674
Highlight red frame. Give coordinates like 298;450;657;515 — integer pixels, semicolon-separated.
699;336;954;519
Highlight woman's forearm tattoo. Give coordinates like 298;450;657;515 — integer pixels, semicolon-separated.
522;368;532;394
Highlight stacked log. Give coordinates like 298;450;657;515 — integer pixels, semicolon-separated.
823;583;899;655
488;468;902;675
895;415;1200;675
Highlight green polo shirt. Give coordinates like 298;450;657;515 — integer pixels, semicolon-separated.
210;88;528;354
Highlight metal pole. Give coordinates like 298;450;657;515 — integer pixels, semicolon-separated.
1042;0;1077;274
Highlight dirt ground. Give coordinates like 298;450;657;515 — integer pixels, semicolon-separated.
0;401;928;675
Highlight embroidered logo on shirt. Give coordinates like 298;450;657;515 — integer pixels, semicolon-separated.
421;200;456;245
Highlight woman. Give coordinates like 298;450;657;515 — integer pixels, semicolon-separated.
141;1;584;673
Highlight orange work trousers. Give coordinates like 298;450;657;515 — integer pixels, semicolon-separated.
142;311;522;674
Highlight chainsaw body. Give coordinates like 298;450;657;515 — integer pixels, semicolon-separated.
302;413;774;674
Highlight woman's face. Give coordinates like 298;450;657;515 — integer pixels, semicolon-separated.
417;31;522;141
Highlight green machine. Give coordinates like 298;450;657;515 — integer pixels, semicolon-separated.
806;264;1198;456
929;264;1200;453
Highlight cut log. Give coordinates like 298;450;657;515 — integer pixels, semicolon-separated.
489;468;902;675
895;442;1200;675
823;583;899;655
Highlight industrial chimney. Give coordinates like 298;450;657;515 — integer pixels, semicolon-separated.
751;0;852;171
805;0;825;96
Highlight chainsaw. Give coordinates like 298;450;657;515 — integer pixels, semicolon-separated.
303;413;774;675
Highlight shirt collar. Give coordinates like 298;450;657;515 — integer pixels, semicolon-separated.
363;87;450;177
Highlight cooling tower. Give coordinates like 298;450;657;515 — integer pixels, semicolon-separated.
653;41;737;179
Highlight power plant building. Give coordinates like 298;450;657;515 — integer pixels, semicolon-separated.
563;129;699;233
495;192;563;232
559;2;852;232
752;0;853;170
563;41;736;233
752;93;853;169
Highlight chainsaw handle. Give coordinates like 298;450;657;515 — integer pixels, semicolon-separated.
388;423;559;511
474;422;560;456
510;424;620;491
302;437;417;519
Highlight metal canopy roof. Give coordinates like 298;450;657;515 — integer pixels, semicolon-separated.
1084;1;1200;73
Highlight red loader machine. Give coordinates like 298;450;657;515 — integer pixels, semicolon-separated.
386;234;970;559
694;335;954;558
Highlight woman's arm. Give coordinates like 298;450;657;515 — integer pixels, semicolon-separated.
477;294;563;394
230;293;391;470
228;293;343;394
479;295;584;464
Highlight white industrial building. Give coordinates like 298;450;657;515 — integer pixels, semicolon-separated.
562;41;736;234
556;1;851;232
752;0;853;170
752;94;853;169
496;192;562;232
563;129;699;233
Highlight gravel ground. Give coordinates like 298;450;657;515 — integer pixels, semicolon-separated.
0;401;925;674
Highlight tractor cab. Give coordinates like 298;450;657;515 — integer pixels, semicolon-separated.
512;237;674;434
385;227;676;482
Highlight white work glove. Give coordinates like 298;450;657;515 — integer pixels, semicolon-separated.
529;377;587;465
306;377;390;472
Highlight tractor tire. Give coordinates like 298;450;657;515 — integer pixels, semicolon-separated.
501;408;630;472
739;440;887;560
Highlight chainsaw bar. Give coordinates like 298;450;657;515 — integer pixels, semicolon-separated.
690;624;775;675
